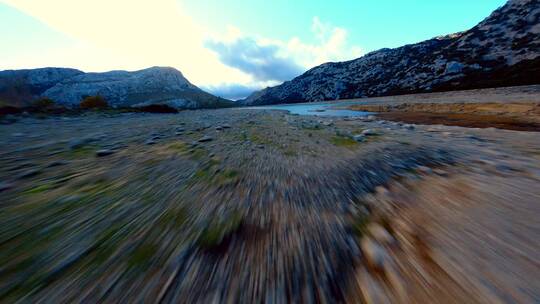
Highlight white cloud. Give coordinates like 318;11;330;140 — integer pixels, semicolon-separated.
206;17;363;81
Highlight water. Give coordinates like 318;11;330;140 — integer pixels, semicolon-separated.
244;101;372;117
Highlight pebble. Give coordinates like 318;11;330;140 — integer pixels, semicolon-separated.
368;224;394;244
353;134;366;142
362;129;377;136
47;160;69;167
0;182;13;192
416;165;433;174
361;237;387;269
433;168;448;176
198;136;213;142
17;169;41;179
96;149;115;157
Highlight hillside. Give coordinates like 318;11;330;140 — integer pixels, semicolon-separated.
244;0;540;105
0;67;233;109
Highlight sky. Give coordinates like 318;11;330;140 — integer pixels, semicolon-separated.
0;0;507;100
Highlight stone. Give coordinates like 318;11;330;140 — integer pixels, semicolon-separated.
17;169;41;179
96;149;115;157
433;168;448;176
403;124;415;130
222;124;231;129
361;237;387;269
362;129;377;136
215;126;223;130
198;136;213;142
47;160;69;167
368;224;394;244
0;182;13;192
353;134;366;142
416;165;432;174
145;139;156;145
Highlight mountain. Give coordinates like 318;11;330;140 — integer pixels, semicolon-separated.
0;66;233;109
244;0;540;105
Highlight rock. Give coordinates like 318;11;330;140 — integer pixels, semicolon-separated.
403;124;415;130
96;149;115;157
17;169;41;179
222;124;231;129
145;139;156;145
215;126;223;130
416;165;433;174
362;129;377;136
433;168;448;176
0;182;13;192
368;224;394;244
361;237;387;269
47;160;69;167
322;121;334;126
198;136;213;142
353;134;366;142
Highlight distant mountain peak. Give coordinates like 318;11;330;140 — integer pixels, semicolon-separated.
0;67;233;109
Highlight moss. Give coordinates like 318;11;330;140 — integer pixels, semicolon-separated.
330;136;358;147
158;208;187;229
67;145;98;159
24;183;54;194
128;243;158;269
198;211;243;249
215;169;239;186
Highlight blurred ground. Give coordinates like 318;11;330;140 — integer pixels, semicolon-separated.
0;104;539;303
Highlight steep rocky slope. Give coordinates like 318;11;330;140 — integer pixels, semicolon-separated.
0;67;233;109
244;0;540;105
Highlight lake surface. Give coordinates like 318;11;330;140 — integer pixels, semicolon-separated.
245;102;372;117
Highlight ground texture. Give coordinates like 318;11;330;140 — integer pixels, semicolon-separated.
1;94;539;302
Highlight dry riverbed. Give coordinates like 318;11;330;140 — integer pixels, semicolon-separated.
0;107;539;303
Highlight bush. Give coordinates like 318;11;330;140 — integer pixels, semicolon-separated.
80;96;108;109
137;104;178;113
31;98;56;109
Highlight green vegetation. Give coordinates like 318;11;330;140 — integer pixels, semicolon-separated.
198;211;243;249
66;145;98;159
330;135;358;147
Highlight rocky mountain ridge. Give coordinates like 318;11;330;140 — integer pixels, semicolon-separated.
0;66;233;109
244;0;540;105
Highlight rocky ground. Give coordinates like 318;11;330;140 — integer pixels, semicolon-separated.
0;107;539;303
346;86;540;131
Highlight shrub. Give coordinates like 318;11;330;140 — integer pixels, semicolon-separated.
31;98;55;109
80;96;108;109
29;97;66;113
137;104;178;113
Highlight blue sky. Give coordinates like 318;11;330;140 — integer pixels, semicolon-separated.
0;0;506;99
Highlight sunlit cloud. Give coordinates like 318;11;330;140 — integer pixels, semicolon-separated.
207;18;364;81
